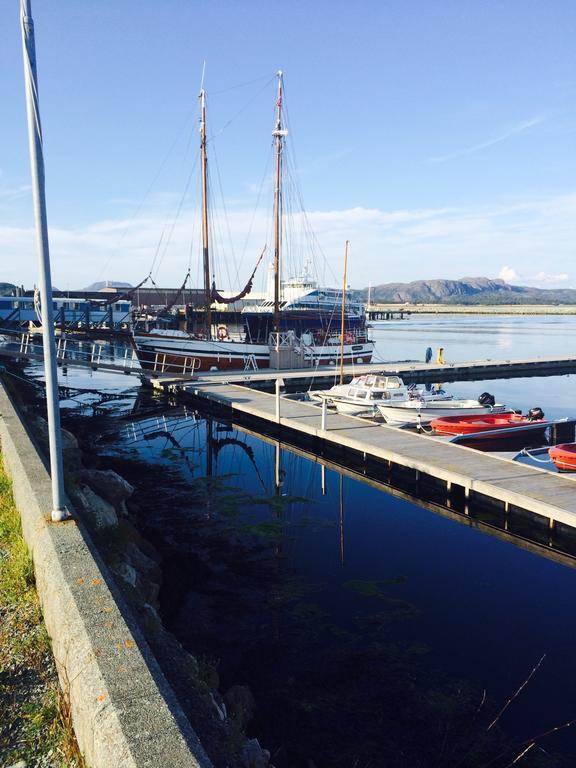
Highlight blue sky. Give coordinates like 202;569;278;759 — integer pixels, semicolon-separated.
2;0;576;290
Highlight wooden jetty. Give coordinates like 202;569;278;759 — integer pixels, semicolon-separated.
366;306;410;320
151;353;576;390
155;377;576;531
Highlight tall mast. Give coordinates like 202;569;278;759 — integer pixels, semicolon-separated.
199;88;212;339
339;240;349;385
272;70;287;341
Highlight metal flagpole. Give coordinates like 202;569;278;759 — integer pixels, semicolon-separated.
20;0;69;521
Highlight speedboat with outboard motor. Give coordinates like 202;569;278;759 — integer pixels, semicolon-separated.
309;374;452;419
377;391;507;427
430;407;548;438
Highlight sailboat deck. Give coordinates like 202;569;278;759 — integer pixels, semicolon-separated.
179;380;576;528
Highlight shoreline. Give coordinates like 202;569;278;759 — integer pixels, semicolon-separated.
367;304;576;315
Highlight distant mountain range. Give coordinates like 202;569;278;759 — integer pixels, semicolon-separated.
361;277;576;305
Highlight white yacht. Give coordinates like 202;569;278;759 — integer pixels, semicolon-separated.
377;392;507;427
310;374;453;419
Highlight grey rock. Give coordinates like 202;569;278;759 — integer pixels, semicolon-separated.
208;692;226;721
29;415;82;469
110;561;137;588
124;541;162;582
71;483;118;528
77;468;134;512
224;684;255;729
241;738;269;768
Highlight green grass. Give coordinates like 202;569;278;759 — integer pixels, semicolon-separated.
0;459;84;767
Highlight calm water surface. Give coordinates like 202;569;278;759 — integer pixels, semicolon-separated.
22;316;576;765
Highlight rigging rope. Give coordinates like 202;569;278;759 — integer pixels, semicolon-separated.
208;74;277;142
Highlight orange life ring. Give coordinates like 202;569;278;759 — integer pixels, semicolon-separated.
217;325;229;340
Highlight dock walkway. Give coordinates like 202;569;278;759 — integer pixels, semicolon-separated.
179;380;576;529
153;354;576;390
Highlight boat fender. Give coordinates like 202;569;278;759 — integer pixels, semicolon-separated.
217;325;229;340
526;407;545;421
478;392;496;407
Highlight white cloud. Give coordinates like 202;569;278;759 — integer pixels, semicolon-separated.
2;192;576;290
497;266;571;289
498;266;519;282
534;271;569;283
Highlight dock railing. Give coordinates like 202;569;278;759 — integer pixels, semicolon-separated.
9;332;142;375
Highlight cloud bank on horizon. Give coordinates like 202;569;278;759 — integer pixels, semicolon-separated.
2;192;576;291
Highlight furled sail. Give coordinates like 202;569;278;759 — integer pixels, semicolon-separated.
210;248;265;304
158;271;190;314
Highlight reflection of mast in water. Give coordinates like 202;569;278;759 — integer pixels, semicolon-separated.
274;440;283;499
339;472;345;567
206;416;213;518
321;464;327;495
273;440;286;559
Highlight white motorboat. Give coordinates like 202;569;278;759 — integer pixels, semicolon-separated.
377;392;507;427
310;374;452;418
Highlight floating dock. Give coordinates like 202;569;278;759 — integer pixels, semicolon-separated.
151;353;576;390
156;377;576;531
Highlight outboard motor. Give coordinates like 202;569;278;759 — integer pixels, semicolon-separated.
478;392;496;407
526;407;545;421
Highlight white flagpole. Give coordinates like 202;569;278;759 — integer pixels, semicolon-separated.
20;0;69;521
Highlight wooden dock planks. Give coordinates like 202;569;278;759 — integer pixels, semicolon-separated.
151;353;576;389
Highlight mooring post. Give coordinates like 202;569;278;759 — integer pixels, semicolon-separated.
321;398;327;431
275;377;283;424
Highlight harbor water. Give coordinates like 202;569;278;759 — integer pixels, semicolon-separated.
17;315;576;766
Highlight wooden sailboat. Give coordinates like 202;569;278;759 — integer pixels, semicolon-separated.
133;86;270;373
133;72;374;374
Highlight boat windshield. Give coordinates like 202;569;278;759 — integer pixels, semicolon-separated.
379;376;402;389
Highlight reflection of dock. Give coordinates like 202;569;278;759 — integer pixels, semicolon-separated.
238;422;576;571
161;379;576;532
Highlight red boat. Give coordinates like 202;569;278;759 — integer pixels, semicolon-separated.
549;443;576;471
431;410;549;438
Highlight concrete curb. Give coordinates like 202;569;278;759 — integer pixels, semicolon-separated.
0;381;213;768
